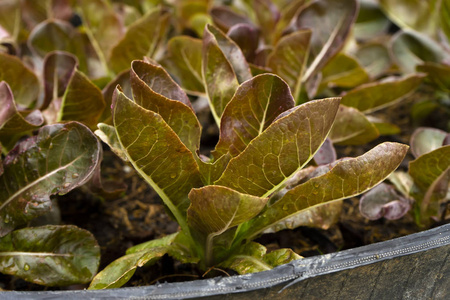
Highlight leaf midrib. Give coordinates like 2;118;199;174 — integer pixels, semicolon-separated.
0;151;88;211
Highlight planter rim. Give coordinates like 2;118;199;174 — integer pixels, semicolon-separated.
2;223;450;299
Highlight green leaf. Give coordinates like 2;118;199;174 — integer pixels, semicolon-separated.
340;74;425;114
0;225;100;286
29;20;88;74
58;69;106;128
355;43;392;79
112;88;203;231
354;0;390;40
204;24;252;84
273;0;306;43
95;123;127;161
0;53;40;108
409;146;450;223
263;248;302;268
219;242;270;274
0;122;101;236
417;62;450;92
197;153;231;185
379;0;441;37
441;0;450;41
202;26;240;125
297;0;358;82
42;51;78;110
77;0;123;73
391;30;450;74
210;6;252;33
89;247;167;289
0;0;20;41
126;233;178;254
409;146;450;192
130;60;201;154
188;186;268;234
371;121;401;136
109;7;170;74
187;186;268;265
253;0;279;44
239;142;409;241
267;29;312;102
214;74;295;158
219;242;301;275
215;97;341;197
265;201;343;233
410;127;448;158
319;53;370;90
0;82;44;150
162;36;205;94
330;105;379;145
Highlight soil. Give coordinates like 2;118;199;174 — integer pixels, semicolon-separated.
1;91;449;291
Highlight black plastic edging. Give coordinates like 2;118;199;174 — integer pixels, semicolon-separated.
2;223;450;300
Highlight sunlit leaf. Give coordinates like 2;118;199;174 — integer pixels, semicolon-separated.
0;225;100;286
297;0;358;82
380;0;440;37
0;52;40;108
0;122;101;236
359;183;411;220
112;89;202;230
58;69;106;128
214;74;294;158
202;25;240;124
109;7;170;74
239;142;409;241
340;74;425;114
215;98;340;197
329;105;379;145
410;127;448;158
267;29;311;102
95;123;127;161
89;247;168;289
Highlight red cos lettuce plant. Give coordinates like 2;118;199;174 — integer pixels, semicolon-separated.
89;48;408;288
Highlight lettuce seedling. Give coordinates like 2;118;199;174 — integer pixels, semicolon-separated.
90;58;408;289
